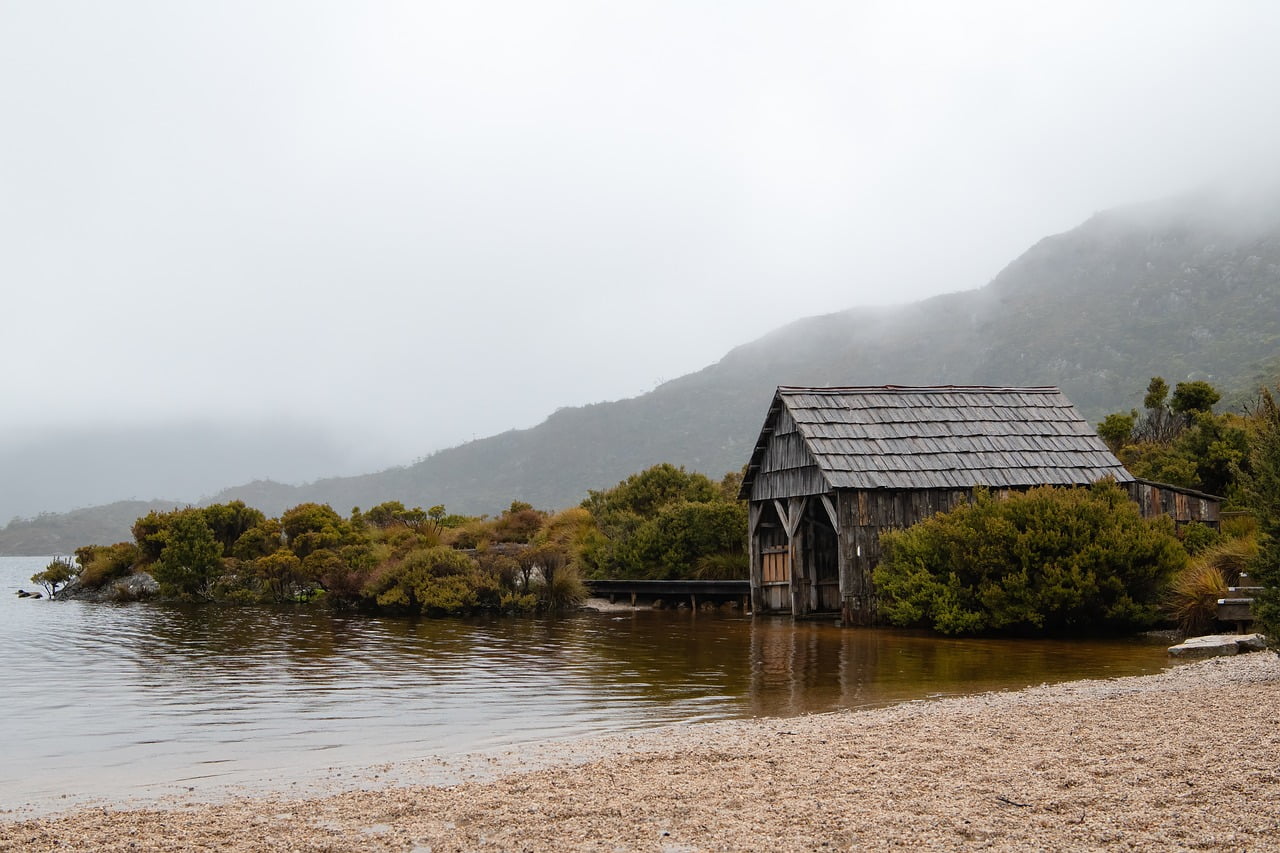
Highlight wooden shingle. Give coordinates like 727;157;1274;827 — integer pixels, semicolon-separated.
740;385;1132;499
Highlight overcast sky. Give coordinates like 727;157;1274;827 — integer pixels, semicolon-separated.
4;1;1280;476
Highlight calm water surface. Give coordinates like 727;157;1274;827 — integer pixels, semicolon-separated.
1;556;1173;812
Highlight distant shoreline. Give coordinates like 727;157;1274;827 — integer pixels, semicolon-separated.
3;651;1277;851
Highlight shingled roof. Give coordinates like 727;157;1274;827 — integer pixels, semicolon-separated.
739;385;1132;498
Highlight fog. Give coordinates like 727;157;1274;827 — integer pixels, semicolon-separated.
4;1;1280;519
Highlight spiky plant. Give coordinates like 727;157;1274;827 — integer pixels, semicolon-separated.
1166;562;1229;637
1165;537;1259;636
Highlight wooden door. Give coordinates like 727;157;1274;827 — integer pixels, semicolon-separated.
761;545;791;612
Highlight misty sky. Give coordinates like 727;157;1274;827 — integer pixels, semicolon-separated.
5;1;1280;483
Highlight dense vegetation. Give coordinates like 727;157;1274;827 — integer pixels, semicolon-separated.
1098;377;1251;499
1096;376;1280;638
23;362;1280;641
63;498;587;615
1241;388;1280;637
874;377;1280;638
577;465;747;580
874;482;1186;635
45;464;748;617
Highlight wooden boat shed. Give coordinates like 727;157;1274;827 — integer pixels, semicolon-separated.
738;385;1221;626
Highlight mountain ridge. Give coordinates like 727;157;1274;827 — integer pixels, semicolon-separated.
5;189;1279;553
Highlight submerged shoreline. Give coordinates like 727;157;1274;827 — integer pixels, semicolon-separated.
3;652;1277;851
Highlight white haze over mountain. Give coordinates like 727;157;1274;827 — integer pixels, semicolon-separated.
3;1;1280;520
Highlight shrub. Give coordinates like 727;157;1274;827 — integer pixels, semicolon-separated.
537;507;597;550
1221;512;1258;540
490;502;548;544
578;464;747;579
1179;521;1222;555
636;500;748;579
1166;563;1228;636
201;501;267;556
151;513;225;598
253;550;304;603
1165;538;1259;635
500;591;540;612
875;482;1187;635
312;543;378;604
539;560;587;611
363;546;480;615
476;552;521;589
75;542;140;588
231;520;284;561
692;551;749;580
1240;387;1280;638
443;518;493;549
1199;536;1257;585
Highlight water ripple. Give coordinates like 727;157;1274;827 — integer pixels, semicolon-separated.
1;556;1172;812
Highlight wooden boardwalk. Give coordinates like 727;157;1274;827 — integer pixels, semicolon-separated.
584;579;750;609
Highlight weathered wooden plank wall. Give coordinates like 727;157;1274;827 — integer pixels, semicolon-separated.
750;407;829;501
836;488;972;625
1125;481;1220;526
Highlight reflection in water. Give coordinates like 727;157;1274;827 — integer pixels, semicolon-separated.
745;617;1174;717
0;558;1172;812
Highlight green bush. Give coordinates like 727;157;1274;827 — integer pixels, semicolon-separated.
363;546;481;615
252;550;304;603
579;464;746;579
692;551;750;580
875;482;1187;635
1179;521;1222;556
151;513;225;599
1241;387;1280;638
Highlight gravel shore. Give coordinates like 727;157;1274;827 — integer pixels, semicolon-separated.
3;652;1277;852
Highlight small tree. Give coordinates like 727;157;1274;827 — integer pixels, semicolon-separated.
281;502;351;559
201;501;267;556
31;557;78;598
253;550;303;603
1171;380;1221;416
1136;377;1180;443
1097;410;1137;453
152;513;224;598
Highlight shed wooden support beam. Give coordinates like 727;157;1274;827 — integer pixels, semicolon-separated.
747;502;763;614
772;499;791;535
821;494;839;534
775;497;804;537
786;496;808;617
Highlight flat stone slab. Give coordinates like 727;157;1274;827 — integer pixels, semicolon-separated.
1168;633;1269;658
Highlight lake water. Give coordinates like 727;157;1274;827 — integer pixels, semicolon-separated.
1;555;1174;815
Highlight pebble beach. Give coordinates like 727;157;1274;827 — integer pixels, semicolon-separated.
3;652;1277;852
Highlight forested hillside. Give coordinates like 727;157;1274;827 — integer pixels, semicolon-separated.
203;190;1279;516
0;501;178;557
5;190;1280;553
